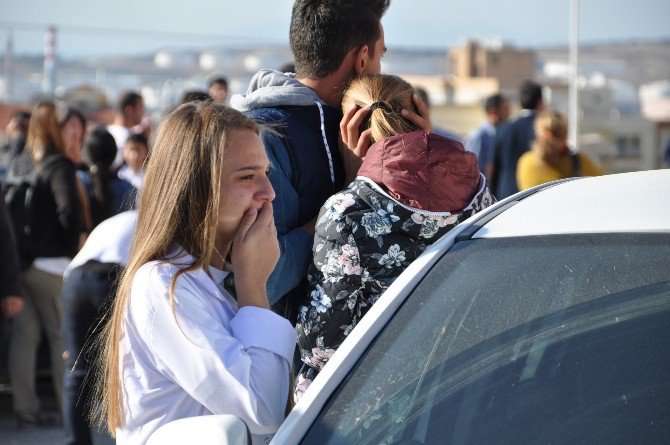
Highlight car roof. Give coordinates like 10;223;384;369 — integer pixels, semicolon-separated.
272;170;670;443
474;169;670;239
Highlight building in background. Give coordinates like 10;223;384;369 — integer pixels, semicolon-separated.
1;31;668;172
448;39;535;105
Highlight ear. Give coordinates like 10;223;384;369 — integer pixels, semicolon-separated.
541;128;554;140
354;45;371;75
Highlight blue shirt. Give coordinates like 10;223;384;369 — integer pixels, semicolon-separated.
246;105;344;305
465;121;496;174
77;170;136;214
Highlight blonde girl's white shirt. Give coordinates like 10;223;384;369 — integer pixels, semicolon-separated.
116;254;296;445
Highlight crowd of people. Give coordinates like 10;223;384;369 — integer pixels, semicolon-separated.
0;1;605;444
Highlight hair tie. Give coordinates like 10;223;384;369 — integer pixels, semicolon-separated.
369;101;394;113
360;101;396;133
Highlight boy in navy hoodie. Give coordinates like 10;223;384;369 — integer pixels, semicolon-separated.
231;0;391;322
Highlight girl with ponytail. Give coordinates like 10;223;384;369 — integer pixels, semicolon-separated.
80;127;135;227
295;74;496;398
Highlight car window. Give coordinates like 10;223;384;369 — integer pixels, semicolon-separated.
301;234;670;445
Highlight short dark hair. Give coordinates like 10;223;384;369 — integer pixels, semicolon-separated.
125;133;148;148
117;91;142;115
278;62;296;73
208;76;228;89
290;0;390;78
180;90;212;104
12;110;32;134
519;80;543;110
484;93;507;113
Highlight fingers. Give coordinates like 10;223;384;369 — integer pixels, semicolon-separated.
257;201;275;228
340;104;360;147
412;92;430;120
341;104;372;152
346;107;372;152
356;129;373;159
235;207;258;242
1;296;23;318
401;93;433;132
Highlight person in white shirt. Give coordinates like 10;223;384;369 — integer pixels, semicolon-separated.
64;210;137;278
62;210;136;445
95;103;295;445
107;91;144;169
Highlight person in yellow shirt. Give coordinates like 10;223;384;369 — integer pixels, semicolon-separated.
517;110;603;191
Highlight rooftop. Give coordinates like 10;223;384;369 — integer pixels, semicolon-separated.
474;170;670;238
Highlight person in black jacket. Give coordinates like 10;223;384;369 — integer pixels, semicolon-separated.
8;100;83;428
0;192;24;325
0;111;32;182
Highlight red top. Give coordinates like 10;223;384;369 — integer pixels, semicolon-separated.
357;131;482;213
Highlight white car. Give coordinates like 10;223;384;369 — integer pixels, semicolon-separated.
149;170;670;445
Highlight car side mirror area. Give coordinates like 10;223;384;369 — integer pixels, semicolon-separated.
146;414;251;445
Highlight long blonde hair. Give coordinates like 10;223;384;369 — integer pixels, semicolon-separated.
342;74;420;143
94;102;259;434
532;109;569;165
26;100;66;162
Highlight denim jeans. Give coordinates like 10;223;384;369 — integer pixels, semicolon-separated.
61;261;120;445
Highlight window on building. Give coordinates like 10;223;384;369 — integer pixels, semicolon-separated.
616;135;641;158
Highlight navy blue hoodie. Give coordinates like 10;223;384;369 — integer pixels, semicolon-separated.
232;70;345;311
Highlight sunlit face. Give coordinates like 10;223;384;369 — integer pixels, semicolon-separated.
127;99;145;127
123;140;149;173
217;129;275;242
62;115;84;151
363;23;387;75
209;84;228;104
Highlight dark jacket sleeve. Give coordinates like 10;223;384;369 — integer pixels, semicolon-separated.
262;131;314;305
0;193;22;298
48;159;83;234
492;122;511;197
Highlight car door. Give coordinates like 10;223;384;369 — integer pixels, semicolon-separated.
295;234;670;445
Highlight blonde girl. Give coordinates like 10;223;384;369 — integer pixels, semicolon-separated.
96;103;295;444
516;110;603;190
295;74;494;398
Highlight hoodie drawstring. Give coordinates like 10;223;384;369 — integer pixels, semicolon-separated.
315;101;336;185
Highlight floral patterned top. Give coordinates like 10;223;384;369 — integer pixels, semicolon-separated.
295;176;495;399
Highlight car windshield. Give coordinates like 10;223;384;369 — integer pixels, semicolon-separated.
301;234;670;445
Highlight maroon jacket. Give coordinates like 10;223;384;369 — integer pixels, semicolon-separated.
357;131;481;212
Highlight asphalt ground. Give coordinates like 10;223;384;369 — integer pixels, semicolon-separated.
0;328;114;445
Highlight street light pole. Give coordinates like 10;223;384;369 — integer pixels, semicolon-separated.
4;29;13;104
42;26;56;97
568;0;579;149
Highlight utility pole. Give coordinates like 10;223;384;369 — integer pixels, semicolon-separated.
4;29;13;104
42;26;56;97
568;0;580;149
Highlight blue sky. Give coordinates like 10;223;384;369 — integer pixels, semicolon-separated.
0;0;668;58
